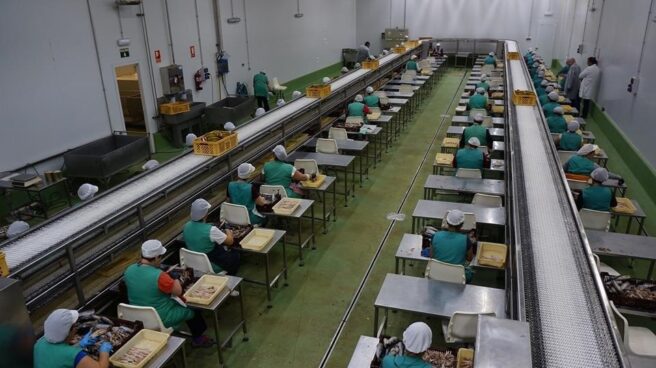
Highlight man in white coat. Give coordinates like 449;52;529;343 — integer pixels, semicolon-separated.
578;57;600;118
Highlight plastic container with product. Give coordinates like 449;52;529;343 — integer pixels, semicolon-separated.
511;90;536;106
109;329;169;368
183;274;229;305
192;130;238;157
306;84;331;99
456;348;474;368
613;197;637;215
301;174;326;188
159;101;191;115
435;153;454;166
272;198;301;216
477;242;508;268
240;228;276;251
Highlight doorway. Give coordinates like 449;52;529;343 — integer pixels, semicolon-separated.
115;64;147;135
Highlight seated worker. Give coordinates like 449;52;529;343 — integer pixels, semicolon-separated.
524;48;534;61
547;106;567;134
262;145;311;198
429;209;475;283
363;86;380;108
467;87;489;110
535;79;549;96
453;137;491;171
542;92;561;117
461;114;492;149
405;55;419;71
347;94;371;121
227;163;267;226
382;322;432;368
576;168;617;211
484;52;496;65
533;70;545;89
124;240;214;347
538;85;555;105
559;121;583;151
183;199;238;275
34;309;112;368
476;75;490;92
563;144;622;181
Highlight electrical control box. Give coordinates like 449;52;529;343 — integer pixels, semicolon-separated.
160;64;185;95
382;28;408;49
217;58;229;75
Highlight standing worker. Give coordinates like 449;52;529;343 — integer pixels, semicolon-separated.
559;121;583;151
484;52;496;65
547;106;567;134
576;168;617;211
429;209;475;283
227;163;266;226
357;41;374;61
564;57;581;109
558;59;570;90
253;71;271;111
453;137;490;171
579;57;600;118
381;322;432;368
182;199;239;275
468;88;489;110
461;114;491;149
124;240;215;347
262;145;311;198
33;309;112;368
363;87;380;107
406;55;419;71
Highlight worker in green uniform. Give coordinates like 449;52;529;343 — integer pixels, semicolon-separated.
253;71;271;111
453;137;490;171
547;106;567;134
563;144;624;180
382;322;432;368
559;121;583;151
227;163;267;226
533;70;545;89
347;94;371;121
576;168;617;211
524;48;535;62
363;86;380;107
476;75;490;92
405;55;419;71
124;240;214;348
542;92;561;117
535;79;549;96
558;62;570;90
484;52;496;65
34;309;112;368
183;199;238;274
262;145;311;198
468;87;488;110
429;209;475;283
461;114;491;148
538;85;555;105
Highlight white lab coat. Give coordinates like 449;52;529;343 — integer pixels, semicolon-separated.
578;64;600;99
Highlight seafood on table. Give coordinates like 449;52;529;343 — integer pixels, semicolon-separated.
70;311;138;357
115;347;152;365
459;357;473;368
422;349;456;368
188;284;217;299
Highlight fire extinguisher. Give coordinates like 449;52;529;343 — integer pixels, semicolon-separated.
194;70;204;91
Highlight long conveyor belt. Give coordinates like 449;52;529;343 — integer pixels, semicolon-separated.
0;44;429;312
504;40;627;367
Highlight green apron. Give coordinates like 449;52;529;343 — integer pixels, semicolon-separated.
228;181;264;225
405;60;418;71
364;95;380;107
263;160;300;198
476;81;490;91
33;337;82;368
582;186;613;211
382;354;431;368
547;116;567;133
484;56;496;65
431;231;473;282
455;148;484;169
542;102;560;117
559;132;582;151
468;94;487;110
539;94;550;106
463;124;487;146
182;221;222;272
566;155;596;175
347;102;366;117
124;263;195;329
253;73;269;97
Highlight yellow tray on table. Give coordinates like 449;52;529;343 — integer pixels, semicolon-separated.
562;105;573;113
272;198;302;216
435;153;454;166
456;348;475;368
613;197;637;215
477;242;507;268
442;137;460;148
564;114;574;123
301;174;326;188
241;228;276;251
109;329;169;368
491;105;504;114
183;274;229;305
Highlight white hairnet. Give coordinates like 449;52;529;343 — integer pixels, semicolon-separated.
473;114;484;123
190;198;211;221
224;122;236;131
276;99;286;107
366;86;374;94
468;137;481;147
403;322;432;354
354;63;361;68
528;47;534;52
411;55;417;60
341;66;349;73
545;86;555;93
322;77;331;84
292;90;302;99
237;163;255;179
142;159;159;171
476;87;485;94
383;49;390;55
446;209;466;226
591;167;609;183
567;121;580;132
481;75;488;82
185;133;197;147
548;92;560;101
255;107;266;117
489;52;494;56
354;94;364;102
141;239;166;258
44;309;79;343
7;221;29;238
538;71;545;77
553;106;564;115
577;144;596;156
541;80;549;87
273;144;288;161
532;62;539;68
77;183;98;201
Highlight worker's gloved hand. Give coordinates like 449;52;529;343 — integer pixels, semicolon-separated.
99;341;113;354
78;331;97;348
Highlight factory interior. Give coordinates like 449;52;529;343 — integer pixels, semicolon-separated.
2;0;656;367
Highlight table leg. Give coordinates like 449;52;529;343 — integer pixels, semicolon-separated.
359;155;363;187
626;216;634;234
343;167;349;207
402;259;406;275
395;258;399;274
322;190;327;234
239;284;249;340
332;180;337;222
178;343;188;368
265;253;272;308
282;237;288;284
311;205;316;248
373;307;379;336
213;310;224;366
351;163;356;198
647;260;654;280
297;218;304;266
365;145;370;179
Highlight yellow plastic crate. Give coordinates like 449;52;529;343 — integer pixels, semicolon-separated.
456;348;474;368
192;130;238;157
362;60;380;69
477;242;508;268
442;137;460;148
159;101;190;115
109;329;169;368
435;153;454;166
613;197;637;215
392;47;407;54
512;90;536;106
306;84;331;99
403;40;420;48
507;51;520;60
0;252;9;277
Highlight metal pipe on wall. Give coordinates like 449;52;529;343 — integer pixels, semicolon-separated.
85;0;113;133
193;0;205;65
163;0;176;63
242;0;252;71
211;0;223;100
139;2;161;115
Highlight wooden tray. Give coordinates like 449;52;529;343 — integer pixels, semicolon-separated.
613;197;637;215
183;274;228;305
477;242;507;268
272;198;301;216
301;174;326;188
109;329;169;368
241;228;275;251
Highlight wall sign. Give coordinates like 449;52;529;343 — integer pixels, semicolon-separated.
154;50;161;63
119;48;130;58
190;46;196;58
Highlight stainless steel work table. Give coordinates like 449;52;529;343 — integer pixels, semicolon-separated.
431;159;506;178
446;126;505;141
304;138;369;186
286;151;356;206
347;335;379;368
491;141;505;159
459;98;505;107
388;98;410;126
384;91;417;112
451;115;505;128
474;316;532;368
237;229;287;306
368;114;394;152
373;273;506;335
383;105;404;138
587;230;656;280
301;175;337;234
411;200;506;233
145;335;187;368
186;276;248;367
610;199;647;235
348;125;383;167
262;199;315;266
423;175;505;200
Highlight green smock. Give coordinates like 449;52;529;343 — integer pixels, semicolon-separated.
484;55;496;65
263;160;300;198
559;65;570;89
34;337;82;368
476;81;490;91
405;60;418;71
455;148;484;170
347;101;366;117
547;115;567;133
183;220;222;272
565;155;596;175
582;186;614;211
228;181;264;225
468;94;487;110
253;72;269;97
382;354;431;368
559;132;582;151
364;95;380;107
431;231;473;282
463;124;487;146
542;101;560;117
124;263;194;329
538;94;550;106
